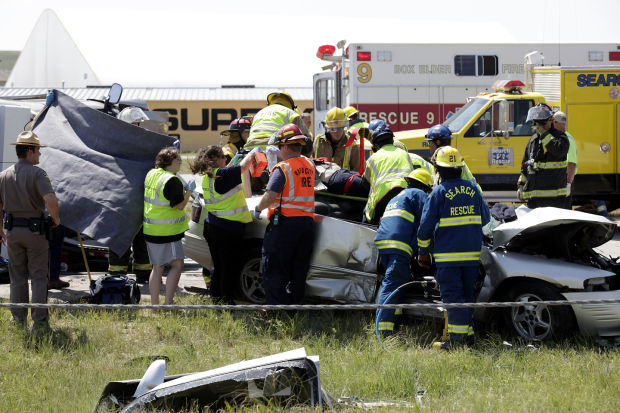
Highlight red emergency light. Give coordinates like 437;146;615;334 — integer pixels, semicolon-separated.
317;45;336;59
492;79;525;93
357;51;371;61
609;51;620;61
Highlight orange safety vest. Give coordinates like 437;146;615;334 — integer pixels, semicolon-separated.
267;156;315;219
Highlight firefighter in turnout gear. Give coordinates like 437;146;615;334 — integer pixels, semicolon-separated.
254;124;315;306
417;146;490;350
221;118;252;164
517;103;570;208
375;169;433;337
313;107;363;171
363;124;415;224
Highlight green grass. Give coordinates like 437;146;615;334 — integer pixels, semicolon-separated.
1;296;619;412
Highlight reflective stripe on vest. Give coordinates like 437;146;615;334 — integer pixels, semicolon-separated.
202;168;251;223
364;146;414;220
143;168;188;236
522;187;567;199
375;239;413;256
438;215;482;227
533;160;568;169
382;208;415;223
222;143;238;158
268;156;314;218
433;251;481;263
248;105;297;143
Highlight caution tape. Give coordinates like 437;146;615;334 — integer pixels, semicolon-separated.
0;298;620;312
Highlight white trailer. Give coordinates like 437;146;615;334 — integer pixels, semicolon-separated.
313;42;620;134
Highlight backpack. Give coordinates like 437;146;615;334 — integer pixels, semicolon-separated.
89;274;141;304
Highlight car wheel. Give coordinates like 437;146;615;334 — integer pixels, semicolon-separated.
504;281;575;342
237;247;266;304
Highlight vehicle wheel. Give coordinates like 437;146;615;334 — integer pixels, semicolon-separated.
236;247;266;304
504;281;575;342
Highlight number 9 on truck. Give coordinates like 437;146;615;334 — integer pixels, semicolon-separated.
357;63;372;83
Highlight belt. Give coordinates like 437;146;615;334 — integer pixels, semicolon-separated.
12;217;40;227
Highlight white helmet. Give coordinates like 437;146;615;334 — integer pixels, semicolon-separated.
117;107;149;124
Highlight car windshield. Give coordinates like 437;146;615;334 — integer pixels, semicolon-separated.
443;98;490;133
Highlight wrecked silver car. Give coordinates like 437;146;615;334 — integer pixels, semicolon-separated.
95;348;327;412
182;183;379;304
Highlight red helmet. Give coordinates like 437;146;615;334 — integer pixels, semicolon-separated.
273;124;307;146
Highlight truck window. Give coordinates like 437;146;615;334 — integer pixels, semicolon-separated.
443;98;489;134
465;105;495;137
455;55;499;76
511;99;535;136
464;99;535;137
315;78;334;111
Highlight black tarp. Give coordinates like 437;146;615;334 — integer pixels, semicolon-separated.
33;90;176;255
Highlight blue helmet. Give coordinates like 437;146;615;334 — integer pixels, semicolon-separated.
370;124;394;146
425;124;452;142
368;119;387;132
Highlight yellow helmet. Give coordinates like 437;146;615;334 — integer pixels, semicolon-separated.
343;105;359;119
405;169;433;189
324;107;348;129
267;91;295;109
434;146;464;168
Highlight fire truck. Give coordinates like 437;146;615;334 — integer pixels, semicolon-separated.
312;42;619;135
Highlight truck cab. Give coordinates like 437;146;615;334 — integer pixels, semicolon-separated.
395;81;546;191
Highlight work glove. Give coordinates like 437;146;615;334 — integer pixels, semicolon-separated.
566;182;571;197
266;145;281;157
248;147;262;156
230;153;244;165
45;90;55;106
517;186;525;202
185;179;196;192
417;254;431;269
252;208;262;220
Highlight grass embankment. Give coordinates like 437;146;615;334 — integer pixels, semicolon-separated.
0;296;618;412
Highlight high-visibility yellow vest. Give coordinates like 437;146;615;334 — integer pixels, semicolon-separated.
246;104;298;148
143;168;189;236
364;145;414;221
202;169;251;223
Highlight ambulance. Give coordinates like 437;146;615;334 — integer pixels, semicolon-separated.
394;66;620;200
313;42;619;135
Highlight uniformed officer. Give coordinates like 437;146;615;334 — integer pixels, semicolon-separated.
254;124;315;306
0;131;60;328
313;107;364;171
417;146;490;350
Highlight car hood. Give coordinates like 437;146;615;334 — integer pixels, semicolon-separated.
492;207;616;250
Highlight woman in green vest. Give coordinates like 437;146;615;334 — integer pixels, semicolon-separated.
143;147;192;305
190;145;259;304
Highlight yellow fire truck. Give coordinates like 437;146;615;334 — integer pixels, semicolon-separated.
395;66;620;200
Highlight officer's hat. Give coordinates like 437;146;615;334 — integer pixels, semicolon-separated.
11;131;46;147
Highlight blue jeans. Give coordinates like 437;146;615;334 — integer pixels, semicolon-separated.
435;265;478;341
376;253;412;336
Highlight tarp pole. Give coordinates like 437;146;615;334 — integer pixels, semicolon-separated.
77;232;92;283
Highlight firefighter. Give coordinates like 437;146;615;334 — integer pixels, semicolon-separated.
517;103;570;208
245;91;310;153
425;124;479;190
417;146;490;350
253;124;315;306
363;124;415;224
344;105;368;130
552;111;577;209
313;107;363;172
375;168;433;337
109;107;153;283
221;118;252;164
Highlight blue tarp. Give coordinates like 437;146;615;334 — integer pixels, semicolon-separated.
33;90;176;255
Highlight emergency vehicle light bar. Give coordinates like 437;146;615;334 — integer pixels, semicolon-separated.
357;51;371;61
492;80;525;93
317;45;336;59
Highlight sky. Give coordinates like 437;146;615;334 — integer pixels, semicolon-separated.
1;0;619;87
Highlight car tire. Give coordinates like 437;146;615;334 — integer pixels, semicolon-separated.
236;246;266;304
504;280;576;342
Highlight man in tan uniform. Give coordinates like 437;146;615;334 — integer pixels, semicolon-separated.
0;131;60;328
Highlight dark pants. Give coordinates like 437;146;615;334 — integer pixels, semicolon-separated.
203;222;245;303
108;228;150;280
376;253;412;336
48;225;66;281
262;216;315;305
435;265;478;341
527;197;567;209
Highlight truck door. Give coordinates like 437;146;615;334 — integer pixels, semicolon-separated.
313;70;341;137
460;99;534;187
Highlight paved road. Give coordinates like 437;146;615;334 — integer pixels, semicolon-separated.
0;258;207;303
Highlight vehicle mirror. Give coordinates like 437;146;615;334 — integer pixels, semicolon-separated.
107;83;123;105
497;100;511;139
